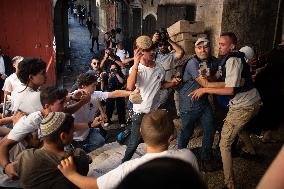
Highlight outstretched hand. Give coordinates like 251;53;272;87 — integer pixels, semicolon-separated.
189;88;206;100
58;156;77;178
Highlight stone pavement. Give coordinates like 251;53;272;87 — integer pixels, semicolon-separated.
62;15;105;90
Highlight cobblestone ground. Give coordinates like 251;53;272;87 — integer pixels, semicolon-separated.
62;15;105;90
64;15;284;189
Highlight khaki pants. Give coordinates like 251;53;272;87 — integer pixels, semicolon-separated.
219;100;262;186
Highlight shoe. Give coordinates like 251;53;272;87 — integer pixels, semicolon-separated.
120;124;126;128
240;151;258;160
200;159;223;172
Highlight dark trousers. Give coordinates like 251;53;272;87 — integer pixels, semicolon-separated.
91;37;99;51
122;113;144;162
106;97;126;124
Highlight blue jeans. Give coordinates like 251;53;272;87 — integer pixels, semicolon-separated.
178;105;215;160
122;113;144;162
72;128;105;153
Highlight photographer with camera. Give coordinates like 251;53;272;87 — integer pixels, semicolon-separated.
104;64;126;128
152;28;184;116
100;48;125;73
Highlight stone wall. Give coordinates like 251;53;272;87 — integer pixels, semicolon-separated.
195;0;224;56
221;0;281;54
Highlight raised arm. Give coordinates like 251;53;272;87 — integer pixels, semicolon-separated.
126;49;142;91
168;38;184;60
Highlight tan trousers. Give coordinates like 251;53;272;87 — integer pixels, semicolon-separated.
219;100;262;186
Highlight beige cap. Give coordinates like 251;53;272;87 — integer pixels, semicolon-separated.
40;112;66;137
136;35;153;50
195;37;209;46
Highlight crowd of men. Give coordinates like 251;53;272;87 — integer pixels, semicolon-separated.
0;24;283;189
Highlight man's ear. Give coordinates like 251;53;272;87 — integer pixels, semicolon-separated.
43;104;50;109
230;44;236;51
60;132;68;144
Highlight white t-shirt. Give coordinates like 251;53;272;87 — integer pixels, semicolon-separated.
11;86;42;114
72;91;109;141
2;73;23;93
7;111;43;142
116;49;129;62
97;149;199;189
225;57;261;108
130;63;165;114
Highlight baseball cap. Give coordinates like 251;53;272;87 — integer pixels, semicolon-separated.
195;37;209;46
239;46;254;61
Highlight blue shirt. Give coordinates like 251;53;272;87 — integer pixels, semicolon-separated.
179;57;210;112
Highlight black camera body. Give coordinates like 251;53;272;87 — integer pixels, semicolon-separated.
110;68;118;73
157;28;168;43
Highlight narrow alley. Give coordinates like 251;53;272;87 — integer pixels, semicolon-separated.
0;1;284;189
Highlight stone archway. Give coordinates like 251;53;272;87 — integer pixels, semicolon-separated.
142;14;157;36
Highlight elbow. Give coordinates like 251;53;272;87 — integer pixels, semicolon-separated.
176;50;185;60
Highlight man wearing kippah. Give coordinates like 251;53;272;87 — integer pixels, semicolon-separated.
14;112;94;189
122;35;181;162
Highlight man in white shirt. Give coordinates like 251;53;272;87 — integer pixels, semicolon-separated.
2;56;24;116
58;109;199;189
122;35;181;162
71;72;140;153
2;56;23;96
0;49;13;102
11;58;47;114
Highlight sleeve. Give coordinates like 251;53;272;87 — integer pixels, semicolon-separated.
184;59;199;80
92;91;109;101
2;78;12;92
97;164;127;189
7;113;42;142
224;57;243;87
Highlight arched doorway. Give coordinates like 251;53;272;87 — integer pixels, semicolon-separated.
142;14;156;36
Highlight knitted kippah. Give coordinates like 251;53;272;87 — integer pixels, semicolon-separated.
136;35;153;50
40;112;66;137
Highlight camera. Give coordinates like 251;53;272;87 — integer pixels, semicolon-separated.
110;68;117;73
157;28;168;43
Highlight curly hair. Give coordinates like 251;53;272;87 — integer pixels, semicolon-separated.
17;58;47;84
77;72;98;88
